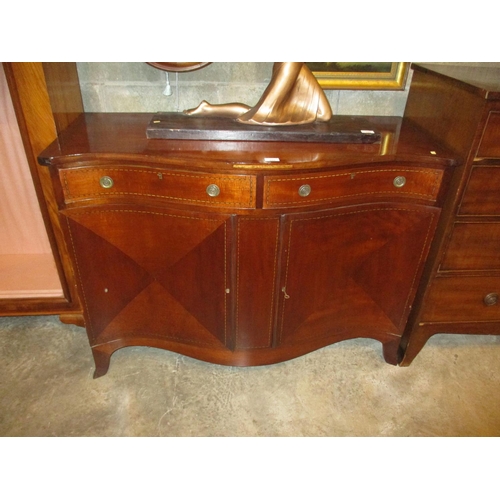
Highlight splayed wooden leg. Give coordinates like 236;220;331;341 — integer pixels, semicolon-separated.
382;338;401;365
399;326;436;366
91;347;112;378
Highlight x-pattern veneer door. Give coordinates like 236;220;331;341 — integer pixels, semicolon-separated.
62;204;233;377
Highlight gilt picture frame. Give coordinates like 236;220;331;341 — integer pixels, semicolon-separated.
306;62;409;90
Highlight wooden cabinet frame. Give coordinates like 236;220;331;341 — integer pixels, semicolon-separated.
1;63;84;323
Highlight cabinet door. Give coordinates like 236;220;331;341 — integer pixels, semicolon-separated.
278;203;440;347
61;204;233;350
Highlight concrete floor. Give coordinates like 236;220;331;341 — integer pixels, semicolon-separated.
1;315;500;436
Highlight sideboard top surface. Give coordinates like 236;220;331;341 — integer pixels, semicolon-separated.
38;113;457;171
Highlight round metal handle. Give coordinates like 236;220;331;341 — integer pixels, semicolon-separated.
99;176;114;189
206;184;221;197
393;176;406;188
484;293;499;306
298;184;312;197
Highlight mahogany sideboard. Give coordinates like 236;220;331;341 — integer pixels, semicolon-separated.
38;112;455;377
400;64;500;365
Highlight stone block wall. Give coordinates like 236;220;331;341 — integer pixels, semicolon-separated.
77;62;413;116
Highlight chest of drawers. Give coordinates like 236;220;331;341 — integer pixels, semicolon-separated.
39;113;454;377
400;64;500;364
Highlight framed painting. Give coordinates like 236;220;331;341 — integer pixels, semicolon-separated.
306;62;409;90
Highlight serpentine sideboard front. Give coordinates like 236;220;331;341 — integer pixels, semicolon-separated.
39;113;455;377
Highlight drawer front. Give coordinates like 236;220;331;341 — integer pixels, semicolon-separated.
459;166;500;215
60;166;256;208
421;276;500;322
263;166;443;208
441;222;500;271
477;111;500;158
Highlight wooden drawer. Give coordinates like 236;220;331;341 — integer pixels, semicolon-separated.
477;111;500;158
59;166;256;208
459;166;500;215
421;276;500;323
441;222;500;271
263;166;443;208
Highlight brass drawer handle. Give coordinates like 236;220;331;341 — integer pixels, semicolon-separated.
99;176;114;189
206;184;221;197
393;176;406;188
484;293;499;306
298;184;312;197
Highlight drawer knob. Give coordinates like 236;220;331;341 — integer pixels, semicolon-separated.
298;184;312;197
206;184;221;197
99;176;114;189
393;176;406;188
484;293;499;306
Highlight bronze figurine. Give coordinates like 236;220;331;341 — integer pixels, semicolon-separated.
184;62;333;126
